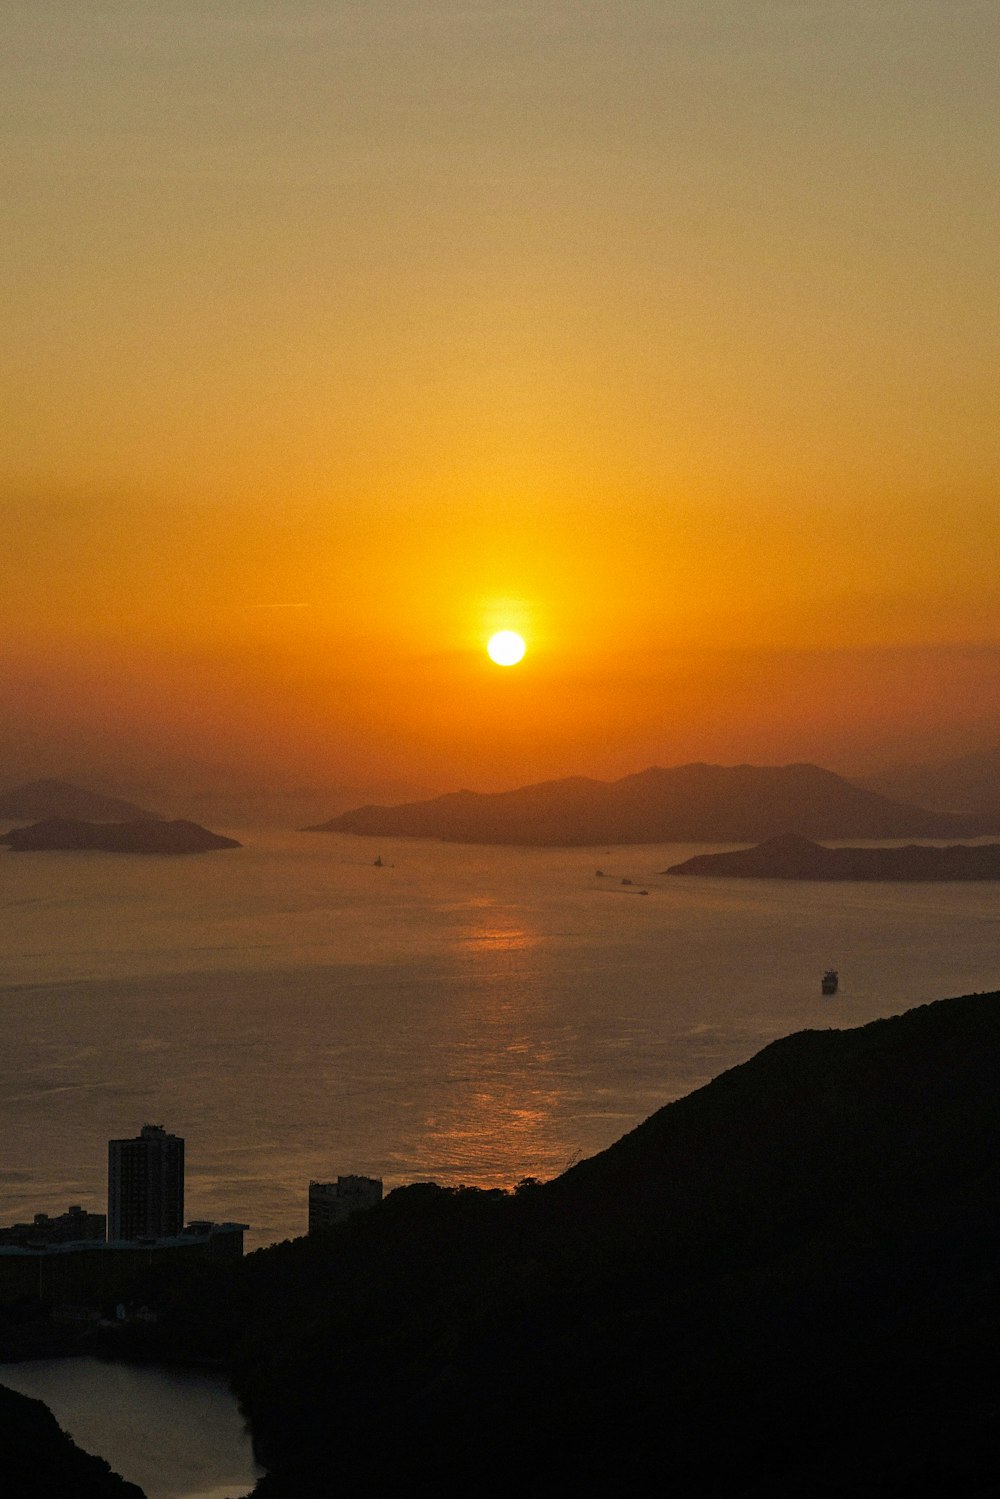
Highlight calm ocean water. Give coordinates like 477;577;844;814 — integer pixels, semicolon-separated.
2;831;999;1249
0;1356;261;1499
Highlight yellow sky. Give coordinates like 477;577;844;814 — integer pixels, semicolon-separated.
3;3;998;792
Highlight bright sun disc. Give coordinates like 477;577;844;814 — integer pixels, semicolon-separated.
487;630;526;666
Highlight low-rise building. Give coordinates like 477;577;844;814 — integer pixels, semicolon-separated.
0;1205;106;1247
308;1175;382;1234
0;1222;247;1305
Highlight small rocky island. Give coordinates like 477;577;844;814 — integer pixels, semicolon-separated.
0;818;241;854
665;832;1000;880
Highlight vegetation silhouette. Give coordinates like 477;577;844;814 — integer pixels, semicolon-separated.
84;990;1000;1497
0;1382;143;1497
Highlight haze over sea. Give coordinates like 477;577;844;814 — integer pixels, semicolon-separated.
3;832;998;1250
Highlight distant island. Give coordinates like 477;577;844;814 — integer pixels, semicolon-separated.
665;832;1000;880
0;778;162;823
0;818;241;854
304;761;994;846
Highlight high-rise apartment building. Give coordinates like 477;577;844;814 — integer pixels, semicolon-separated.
108;1123;185;1241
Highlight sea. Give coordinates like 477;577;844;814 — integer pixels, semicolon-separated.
3;830;999;1250
2;829;1000;1497
0;1357;262;1499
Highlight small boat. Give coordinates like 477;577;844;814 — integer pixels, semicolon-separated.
373;856;384;868
822;969;839;995
622;877;633;886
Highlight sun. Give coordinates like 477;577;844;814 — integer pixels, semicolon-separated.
487;630;526;666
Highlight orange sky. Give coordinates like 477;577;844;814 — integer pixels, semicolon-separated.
3;3;999;794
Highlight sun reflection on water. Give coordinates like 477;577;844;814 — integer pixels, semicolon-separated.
458;923;537;955
420;1076;570;1190
411;914;575;1185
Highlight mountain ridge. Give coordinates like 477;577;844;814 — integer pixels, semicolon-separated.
861;741;1000;814
0;818;241;854
217;989;1000;1496
665;831;1000;880
0;1383;144;1497
305;760;991;845
0;779;162;823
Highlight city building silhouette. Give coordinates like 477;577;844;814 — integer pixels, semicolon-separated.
108;1123;184;1241
308;1175;382;1233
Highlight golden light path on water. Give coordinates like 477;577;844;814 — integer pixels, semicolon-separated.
4;832;1000;1249
422;915;564;1186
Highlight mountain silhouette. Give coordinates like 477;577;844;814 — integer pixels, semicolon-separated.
862;742;1000;816
666;831;1000;879
177;990;1000;1497
0;818;240;854
0;1383;144;1497
0;779;162;823
306;761;989;845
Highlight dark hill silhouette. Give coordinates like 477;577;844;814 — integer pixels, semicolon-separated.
141;989;1000;1497
0;779;161;823
0;818;240;854
862;742;1000;816
306;761;987;845
0;1382;144;1496
666;831;1000;879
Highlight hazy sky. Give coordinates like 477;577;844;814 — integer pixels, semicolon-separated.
3;2;998;792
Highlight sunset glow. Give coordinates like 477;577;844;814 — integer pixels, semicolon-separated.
4;11;1000;1493
1;3;998;796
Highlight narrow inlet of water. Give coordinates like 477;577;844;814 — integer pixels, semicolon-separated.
0;1357;262;1499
